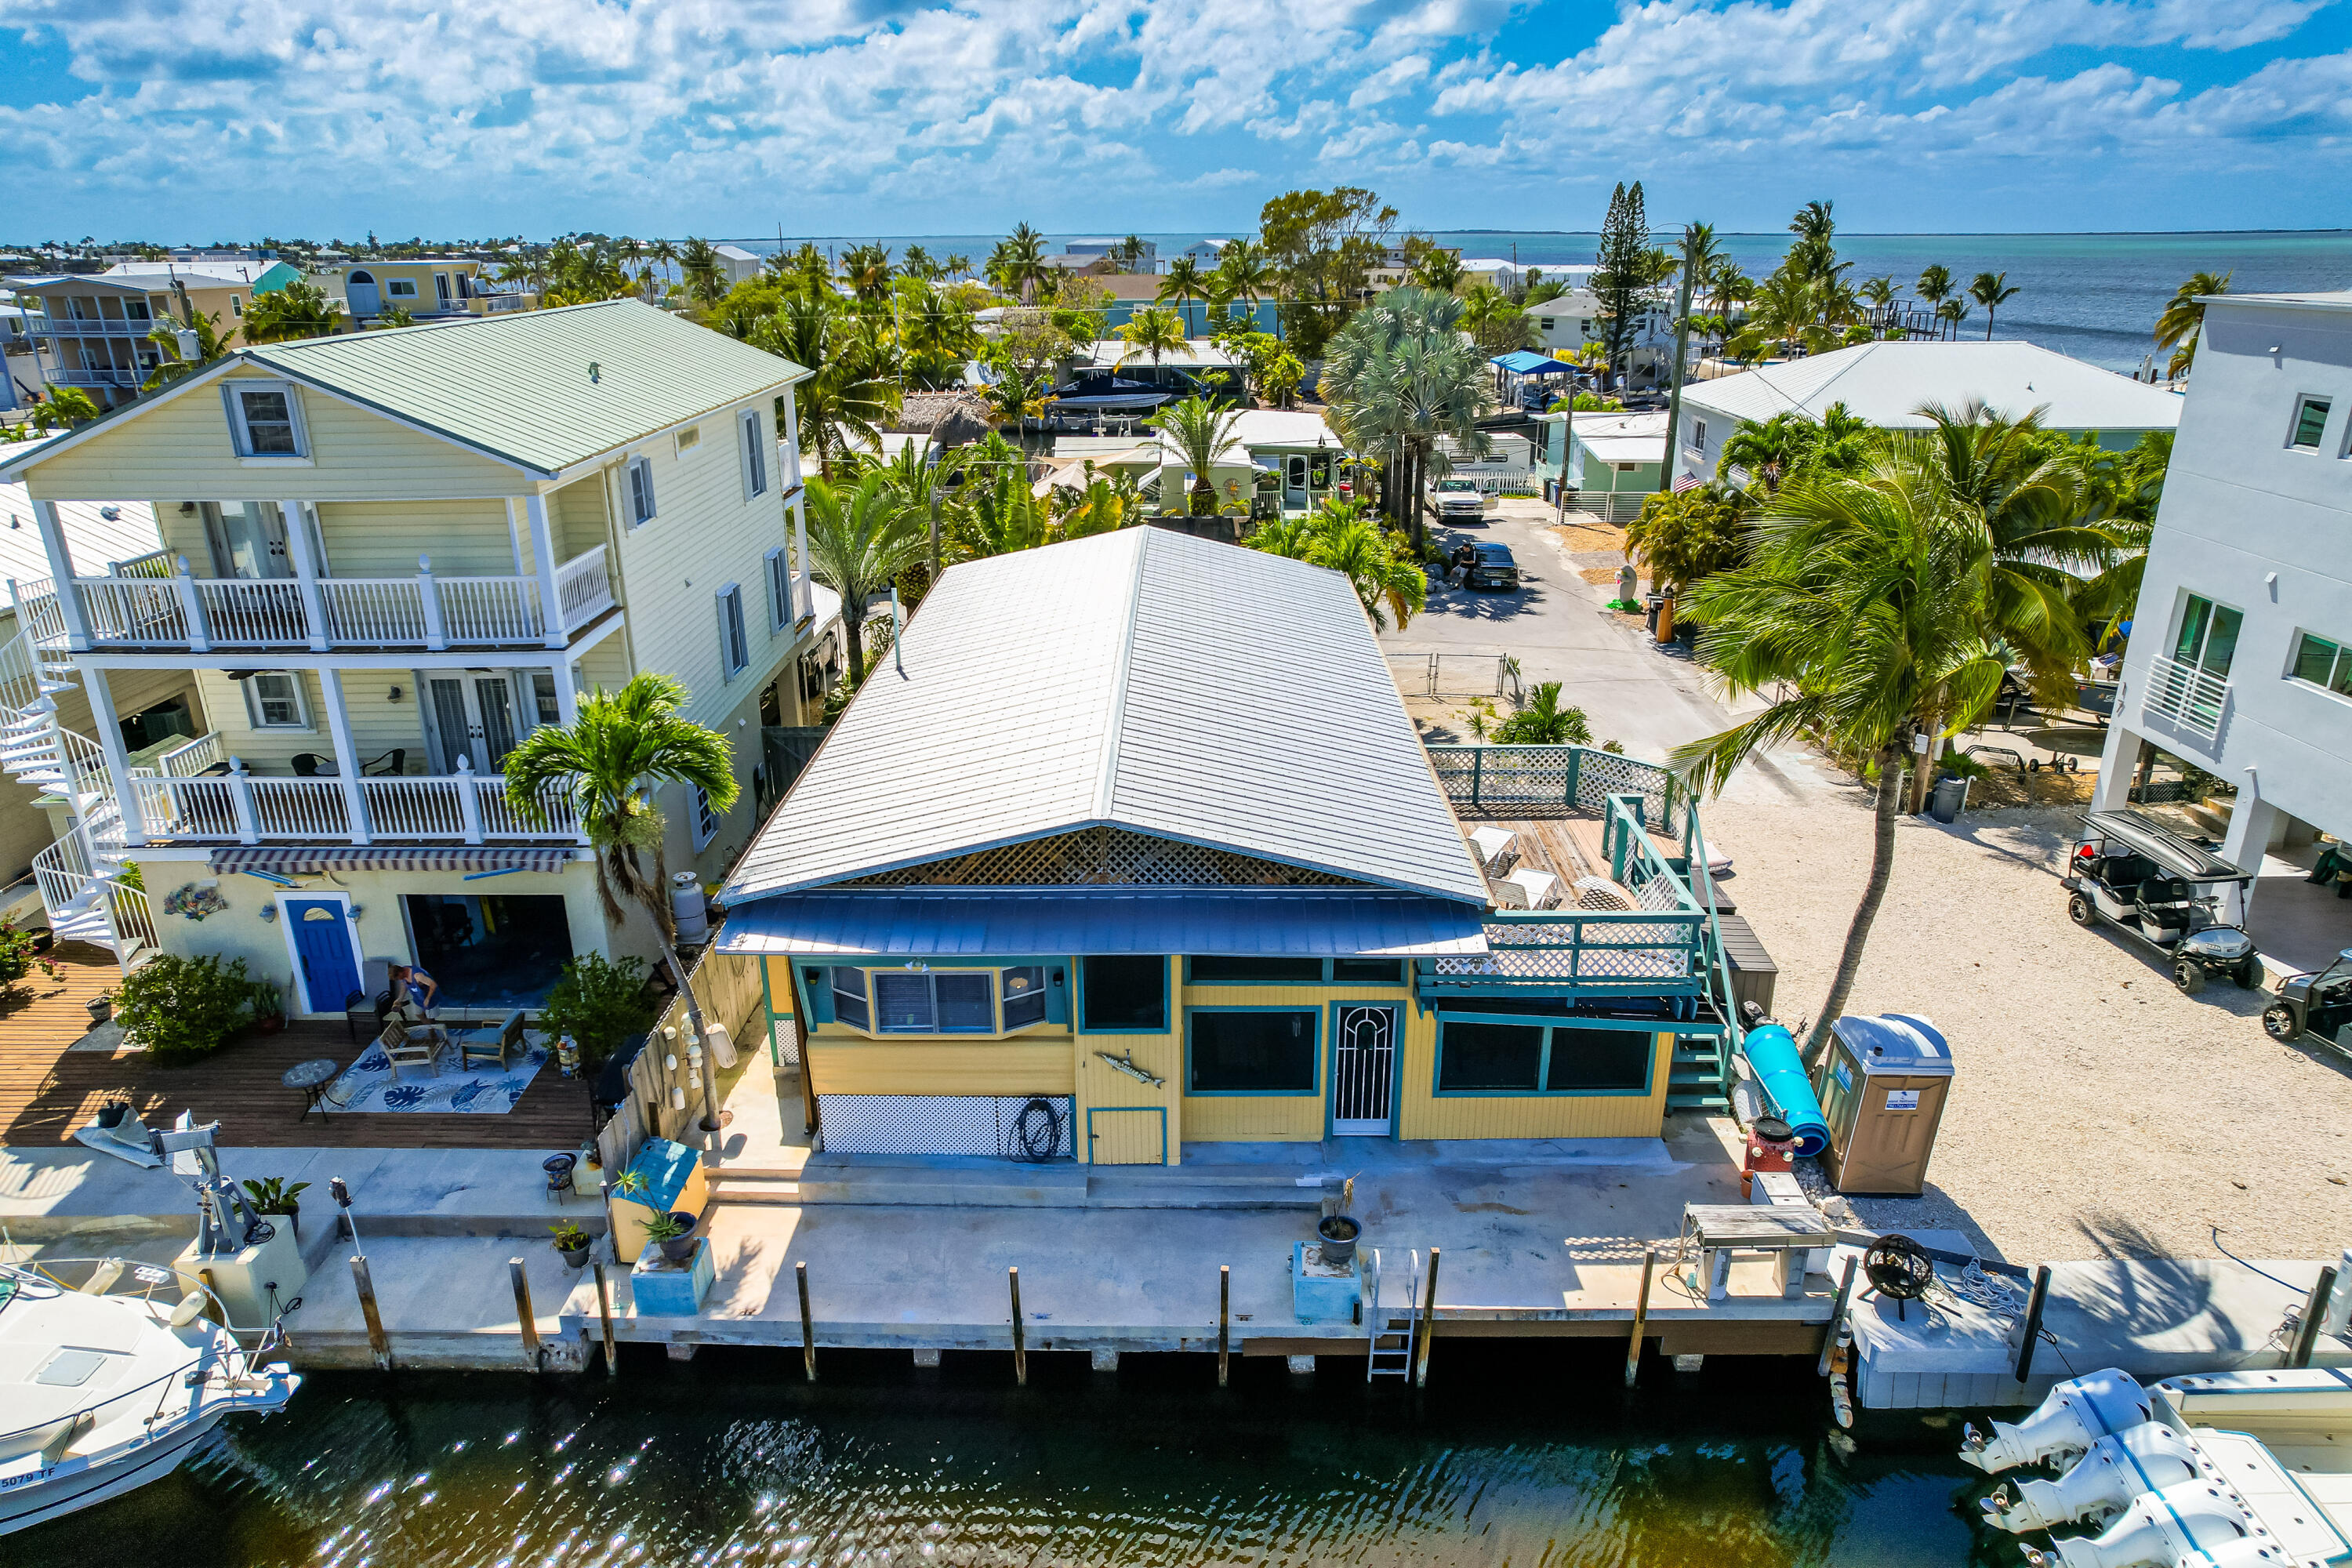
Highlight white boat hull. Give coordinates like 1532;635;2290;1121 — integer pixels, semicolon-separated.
0;1414;222;1534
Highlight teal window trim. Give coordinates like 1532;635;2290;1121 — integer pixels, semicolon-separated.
1183;1004;1323;1097
1075;955;1172;1035
818;959;1067;1040
760;955;778;1069
1085;1105;1169;1164
1430;1012;1659;1099
1182;956;1410;987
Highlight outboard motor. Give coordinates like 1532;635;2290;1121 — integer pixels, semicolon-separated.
1962;1370;2154;1474
1983;1423;2203;1532
2020;1481;2272;1568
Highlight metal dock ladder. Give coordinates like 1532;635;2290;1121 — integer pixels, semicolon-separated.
1364;1247;1422;1381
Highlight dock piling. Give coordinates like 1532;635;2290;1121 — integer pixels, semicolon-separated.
1817;1255;1858;1379
510;1258;542;1368
797;1261;816;1381
1414;1247;1440;1388
2289;1265;2338;1369
351;1255;390;1371
1624;1246;1657;1388
2015;1265;2053;1383
593;1261;617;1378
1218;1265;1230;1388
1010;1266;1027;1387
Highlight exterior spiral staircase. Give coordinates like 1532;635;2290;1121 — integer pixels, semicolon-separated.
0;630;158;971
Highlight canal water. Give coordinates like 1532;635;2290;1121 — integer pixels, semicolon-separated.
7;1345;2009;1567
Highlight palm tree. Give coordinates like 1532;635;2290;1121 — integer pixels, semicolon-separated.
2155;271;2230;379
992;223;1047;302
942;252;971;281
1247;500;1427;630
1858;277;1896;336
1968;271;2020;340
1459;282;1534;354
1212;240;1273;325
1493;681;1592;744
241;281;339;343
503;673;737;1115
800;474;927;682
1319;285;1492;552
1115;306;1187;375
676;238;725;306
1915;265;1953;335
1672;449;2011;1061
29;386;101;430
901;244;938;281
1716;414;1816;495
900;288;979;388
1149;395;1244;517
1936;297;1969;341
956;463;1054;558
840;243;895;307
1156;256;1208;336
1658;220;1723;493
752;296;896;477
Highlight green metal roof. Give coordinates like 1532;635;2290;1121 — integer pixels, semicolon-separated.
245;298;807;475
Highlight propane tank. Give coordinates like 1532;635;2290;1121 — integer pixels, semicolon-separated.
671;871;709;944
1982;1422;2202;1532
1961;1369;2153;1474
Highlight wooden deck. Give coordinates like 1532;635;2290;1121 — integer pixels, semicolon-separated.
0;945;593;1150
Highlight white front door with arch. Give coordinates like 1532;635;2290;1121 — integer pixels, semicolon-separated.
280;892;365;1016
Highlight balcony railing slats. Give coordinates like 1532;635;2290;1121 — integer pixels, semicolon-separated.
130;770;579;846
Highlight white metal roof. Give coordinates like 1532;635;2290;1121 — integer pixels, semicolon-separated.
0;481;162;587
1680;340;2183;433
724;527;1489;906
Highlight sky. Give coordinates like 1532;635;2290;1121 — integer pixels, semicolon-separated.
2;0;2349;243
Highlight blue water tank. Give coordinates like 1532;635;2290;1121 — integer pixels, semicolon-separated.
1742;1022;1829;1156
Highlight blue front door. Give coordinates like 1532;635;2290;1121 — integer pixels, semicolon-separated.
287;899;360;1015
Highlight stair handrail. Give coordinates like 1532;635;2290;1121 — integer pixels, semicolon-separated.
1684;800;1744;1108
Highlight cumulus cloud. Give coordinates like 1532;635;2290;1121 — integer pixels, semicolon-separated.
0;0;2341;233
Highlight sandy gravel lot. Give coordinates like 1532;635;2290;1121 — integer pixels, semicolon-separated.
1704;790;2352;1265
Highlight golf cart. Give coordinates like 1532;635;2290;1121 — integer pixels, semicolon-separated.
2061;810;2260;993
2263;949;2352;1050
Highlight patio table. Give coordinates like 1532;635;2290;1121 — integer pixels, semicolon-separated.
1468;826;1517;869
282;1056;340;1122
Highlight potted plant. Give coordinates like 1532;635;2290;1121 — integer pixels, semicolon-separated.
1316;1176;1360;1268
550;1220;594;1269
250;979;287;1034
641;1209;699;1264
86;989;114;1026
241;1178;310;1240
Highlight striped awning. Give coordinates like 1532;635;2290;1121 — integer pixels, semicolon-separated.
207;847;576;875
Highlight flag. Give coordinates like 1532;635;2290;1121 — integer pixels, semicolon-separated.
1672;471;1702;493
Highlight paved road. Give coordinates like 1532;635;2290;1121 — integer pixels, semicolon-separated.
1380;501;1823;804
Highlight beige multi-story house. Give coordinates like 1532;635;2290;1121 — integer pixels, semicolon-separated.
1;272;274;409
0;299;837;1015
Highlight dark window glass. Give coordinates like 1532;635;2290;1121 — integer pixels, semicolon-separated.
1330;958;1403;984
830;967;869;1029
1190;956;1323;984
1544;1027;1653;1092
935;973;995;1033
1438;1022;1543;1091
1082;955;1167;1029
999;966;1046;1029
873;971;934;1032
2292;396;2332;449
1189;1011;1316;1092
238;389;298;454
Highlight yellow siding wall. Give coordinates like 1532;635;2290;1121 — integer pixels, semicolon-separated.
27;368;531;503
1396;1028;1672;1140
550;474;611;563
1174;978;1406;1144
186;668;430;771
806;1039;1076;1096
318;499;515;577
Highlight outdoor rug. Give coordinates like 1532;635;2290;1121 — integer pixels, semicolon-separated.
325;1032;553;1115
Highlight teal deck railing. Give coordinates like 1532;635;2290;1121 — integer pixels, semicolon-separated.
1425;744;1683;833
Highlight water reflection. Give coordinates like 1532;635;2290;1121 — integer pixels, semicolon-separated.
2;1345;2002;1568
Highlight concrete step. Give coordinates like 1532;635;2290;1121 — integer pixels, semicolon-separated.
794;1155;1088;1208
1084;1167;1324;1210
709;1174;802;1206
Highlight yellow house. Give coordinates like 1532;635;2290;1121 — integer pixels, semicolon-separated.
308;258;497;328
720;528;1730;1164
0;299;837;1007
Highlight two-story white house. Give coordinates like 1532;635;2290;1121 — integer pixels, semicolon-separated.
2092;292;2352;932
0;299;838;1014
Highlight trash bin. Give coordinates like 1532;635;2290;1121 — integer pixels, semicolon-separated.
1809;1014;1955;1196
1644;593;1663;633
1929;773;1971;823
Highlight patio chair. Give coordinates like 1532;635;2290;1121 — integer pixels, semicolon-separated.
361;748;405;776
379;1015;449;1081
343;958;396;1042
291;753;329;776
459;1010;528;1073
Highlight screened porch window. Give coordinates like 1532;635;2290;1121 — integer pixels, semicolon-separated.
874;970;995;1033
1189;1009;1317;1093
1436;1019;1653;1094
830;967;869;1029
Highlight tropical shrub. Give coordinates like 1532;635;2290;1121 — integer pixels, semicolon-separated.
116;953;256;1062
1625;488;1751;595
0;922;60;993
1492;683;1593;746
539;953;655;1073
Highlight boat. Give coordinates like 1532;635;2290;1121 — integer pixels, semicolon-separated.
1959;1364;2352;1567
0;1258;300;1536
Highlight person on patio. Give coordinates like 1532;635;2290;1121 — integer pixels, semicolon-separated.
388;963;441;1016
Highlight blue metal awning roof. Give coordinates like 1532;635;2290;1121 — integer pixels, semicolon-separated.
1492;350;1577;376
717;889;1490;957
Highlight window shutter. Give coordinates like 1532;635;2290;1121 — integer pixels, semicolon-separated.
719;584;747;678
741;409;768;499
765;546;789;630
630;458;656;524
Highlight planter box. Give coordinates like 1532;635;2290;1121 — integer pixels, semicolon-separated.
1290;1240;1362;1326
630;1235;713;1317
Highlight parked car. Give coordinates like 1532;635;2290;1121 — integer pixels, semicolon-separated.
1465;543;1519;591
2060;810;2260;993
1435;477;1486;521
2263;947;2352;1048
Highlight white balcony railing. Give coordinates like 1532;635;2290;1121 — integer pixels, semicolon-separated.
129;767;582;846
26;548;617;654
32;319;154;339
2140;654;2229;744
50;368;143;387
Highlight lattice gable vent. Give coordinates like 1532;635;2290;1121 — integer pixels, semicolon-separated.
840;825;1369;888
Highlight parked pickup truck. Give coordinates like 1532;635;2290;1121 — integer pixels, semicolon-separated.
1435;477;1487;521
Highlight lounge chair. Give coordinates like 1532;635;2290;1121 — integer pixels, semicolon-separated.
459;1011;528;1073
379;1016;448;1081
